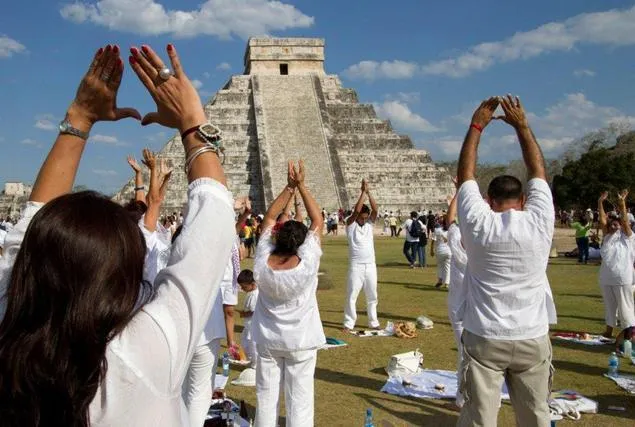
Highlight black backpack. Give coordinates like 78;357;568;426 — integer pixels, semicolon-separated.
409;219;427;243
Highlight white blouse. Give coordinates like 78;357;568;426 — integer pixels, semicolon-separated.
599;230;635;287
251;227;326;351
434;228;452;256
447;223;467;315
0;178;235;427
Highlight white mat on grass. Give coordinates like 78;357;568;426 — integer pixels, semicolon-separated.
214;374;228;390
552;333;614;346
319;343;348;350
381;369;510;400
348;329;393;338
604;373;635;394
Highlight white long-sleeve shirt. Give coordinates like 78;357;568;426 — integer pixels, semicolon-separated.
447;223;467;319
0;178;235;426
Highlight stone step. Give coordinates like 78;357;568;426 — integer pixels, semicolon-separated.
331;120;392;134
330;135;412;150
326;104;376;120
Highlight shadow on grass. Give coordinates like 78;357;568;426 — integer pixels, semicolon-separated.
315;366;387;390
557;293;602;300
552;359;607;377
354;392;458;426
557;314;604;323
592;394;635;420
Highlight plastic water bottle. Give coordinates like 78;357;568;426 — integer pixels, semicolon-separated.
364;408;374;427
608;352;619;378
222;352;230;377
623;339;633;359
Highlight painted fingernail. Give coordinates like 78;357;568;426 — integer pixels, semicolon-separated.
105;44;112;51
129;55;136;65
113;45;119;53
141;45;149;53
130;47;138;55
167;44;173;52
97;47;104;55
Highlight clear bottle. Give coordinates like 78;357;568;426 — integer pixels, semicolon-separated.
222;352;230;377
608;352;619;378
623;339;632;359
364;408;374;427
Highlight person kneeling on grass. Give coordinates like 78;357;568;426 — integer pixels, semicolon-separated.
252;160;325;427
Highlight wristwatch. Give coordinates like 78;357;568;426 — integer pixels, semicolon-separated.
197;122;222;142
59;117;90;140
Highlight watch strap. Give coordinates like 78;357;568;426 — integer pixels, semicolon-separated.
181;125;200;141
60;119;90;140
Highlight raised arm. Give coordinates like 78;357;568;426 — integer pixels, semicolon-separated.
598;191;609;234
30;45;141;203
366;181;379;223
346;179;368;226
143;149;172;232
127;155;146;202
262;161;298;230
457;97;499;186
617;189;631;237
497;95;546;181
278;190;295;224
294;192;304;223
446;177;459;224
295;160;324;234
129;44;225;185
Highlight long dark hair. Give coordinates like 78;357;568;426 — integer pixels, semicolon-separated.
0;191;150;426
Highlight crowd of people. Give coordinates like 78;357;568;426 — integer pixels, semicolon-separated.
0;43;633;427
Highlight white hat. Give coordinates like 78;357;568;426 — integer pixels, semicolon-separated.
586;208;592;212
231;368;256;387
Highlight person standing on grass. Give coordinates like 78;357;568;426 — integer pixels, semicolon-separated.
343;179;380;331
446;178;468;408
252;160;325;427
456;95;556;427
402;211;425;269
598;190;635;338
431;215;452;288
570;213;593;264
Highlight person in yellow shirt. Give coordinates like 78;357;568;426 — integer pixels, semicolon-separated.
388;213;398;237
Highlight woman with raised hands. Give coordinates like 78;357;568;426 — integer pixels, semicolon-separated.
598;189;635;338
0;44;235;426
251;160;325;427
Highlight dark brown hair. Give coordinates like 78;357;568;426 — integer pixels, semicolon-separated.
273;220;308;256
0;191;150;426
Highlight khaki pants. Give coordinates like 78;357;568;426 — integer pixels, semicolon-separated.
457;331;553;427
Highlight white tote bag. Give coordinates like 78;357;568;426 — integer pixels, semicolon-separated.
385;349;423;378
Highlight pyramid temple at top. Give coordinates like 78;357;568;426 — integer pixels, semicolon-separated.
113;38;453;214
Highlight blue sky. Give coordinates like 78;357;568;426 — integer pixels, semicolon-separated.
1;0;634;193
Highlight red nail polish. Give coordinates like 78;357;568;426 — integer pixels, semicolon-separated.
129;56;136;65
97;47;104;55
105;44;111;51
130;47;138;55
141;45;148;53
167;44;173;52
113;45;119;53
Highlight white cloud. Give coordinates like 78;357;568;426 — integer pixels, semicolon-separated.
60;0;314;39
20;138;39;146
216;62;231;71
385;92;420;105
202;71;211;79
35;116;57;131
374;100;440;133
191;79;203;89
145;131;167;143
421;5;635;77
92;169;118;176
0;35;26;58
343;60;418;80
573;69;596;77
90;134;127;146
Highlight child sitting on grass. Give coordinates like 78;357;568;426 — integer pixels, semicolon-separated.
238;269;259;368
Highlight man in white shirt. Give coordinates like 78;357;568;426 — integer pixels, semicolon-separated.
455;95;556;427
343;179;380;331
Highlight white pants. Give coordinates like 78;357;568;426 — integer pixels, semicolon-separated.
451;320;465;407
344;263;379;329
241;333;259;369
183;338;221;427
436;252;451;284
601;284;635;328
255;346;317;427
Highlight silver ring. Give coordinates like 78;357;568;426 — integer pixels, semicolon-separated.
158;67;172;81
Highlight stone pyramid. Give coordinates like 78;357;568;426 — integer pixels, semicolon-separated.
113;38;452;214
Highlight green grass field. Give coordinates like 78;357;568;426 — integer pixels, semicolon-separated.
226;235;635;426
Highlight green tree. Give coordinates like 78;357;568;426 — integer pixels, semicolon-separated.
553;148;635;210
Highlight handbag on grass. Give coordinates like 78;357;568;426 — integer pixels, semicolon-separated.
385;348;423;378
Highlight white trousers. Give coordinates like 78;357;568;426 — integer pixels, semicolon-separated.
601;284;635;328
240;333;259;369
436;252;451;284
183;338;221;427
255;346;317;427
451;319;465;407
344;263;379;329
